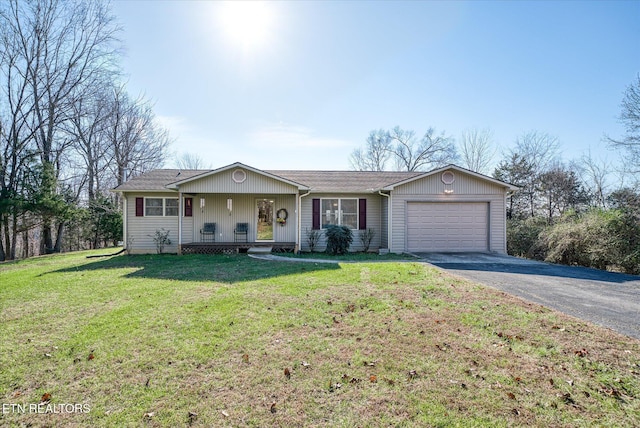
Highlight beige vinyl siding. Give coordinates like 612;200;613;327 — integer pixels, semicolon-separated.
179;168;299;194
189;194;297;244
299;193;382;252
181;199;194;245
390;169;508;254
393;170;505;196
125;193;296;253
125;192;182;254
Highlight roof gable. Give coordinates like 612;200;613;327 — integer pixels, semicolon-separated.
166;162;308;190
383;164;519;191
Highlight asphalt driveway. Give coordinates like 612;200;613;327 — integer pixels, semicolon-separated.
416;252;640;340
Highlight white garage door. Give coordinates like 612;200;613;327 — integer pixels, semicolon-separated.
407;202;488;252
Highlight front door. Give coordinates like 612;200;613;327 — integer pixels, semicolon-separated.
256;199;274;241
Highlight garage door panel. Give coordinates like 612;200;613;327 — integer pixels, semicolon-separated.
407;202;488;252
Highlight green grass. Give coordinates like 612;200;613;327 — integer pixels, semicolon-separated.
275;251;416;261
1;249;639;427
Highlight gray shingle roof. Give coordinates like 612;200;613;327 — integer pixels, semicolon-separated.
266;170;422;193
112;169;209;192
113;168;423;193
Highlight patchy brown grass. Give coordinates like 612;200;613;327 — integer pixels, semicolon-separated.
0;251;638;427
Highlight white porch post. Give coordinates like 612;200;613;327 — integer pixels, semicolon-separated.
378;190;391;252
122;196;128;250
295;193;300;253
388;192;392;251
298;190;311;253
178;189;183;255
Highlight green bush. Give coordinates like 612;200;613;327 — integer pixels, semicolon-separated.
506;216;548;259
324;225;353;255
607;210;640;274
540;213;592;267
538;209;640;274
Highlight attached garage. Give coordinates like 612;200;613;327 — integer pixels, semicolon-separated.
406;202;489;252
386;166;518;254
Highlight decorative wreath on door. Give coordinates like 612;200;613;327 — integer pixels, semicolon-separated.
276;208;288;225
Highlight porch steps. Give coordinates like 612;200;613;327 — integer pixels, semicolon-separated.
247;246;273;254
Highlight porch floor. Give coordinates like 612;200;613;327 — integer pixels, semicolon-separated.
181;242;296;255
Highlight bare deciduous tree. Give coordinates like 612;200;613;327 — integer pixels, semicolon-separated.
0;0;120;256
349;126;457;172
66;89;112;202
458;128;497;174
105;85;170;187
0;16;40;260
175;152;211;170
575;151;612;209
607;74;640;173
389;126;458;171
349;129;391;171
513;130;560;174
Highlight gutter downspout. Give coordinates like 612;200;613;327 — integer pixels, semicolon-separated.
178;187;183;255
504;188;515;254
122;194;127;252
298;190;311;253
378;190;391;252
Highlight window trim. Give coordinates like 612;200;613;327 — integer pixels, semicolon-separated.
144;197;179;217
320;197;359;230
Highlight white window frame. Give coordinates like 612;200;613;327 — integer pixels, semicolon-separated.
320;198;358;230
145;197;179;217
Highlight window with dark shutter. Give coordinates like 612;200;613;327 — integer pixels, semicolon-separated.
312;198;320;230
135;197;144;216
359;198;367;230
184;198;193;217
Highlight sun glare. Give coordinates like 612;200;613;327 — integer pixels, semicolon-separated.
218;1;275;51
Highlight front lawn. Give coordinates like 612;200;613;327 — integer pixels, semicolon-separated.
274;251;416;261
0;250;638;427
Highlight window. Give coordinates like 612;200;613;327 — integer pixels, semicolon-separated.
321;198;358;229
145;198;178;216
145;198;163;216
165;198;178;216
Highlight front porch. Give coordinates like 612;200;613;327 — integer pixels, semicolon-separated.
181;242;296;255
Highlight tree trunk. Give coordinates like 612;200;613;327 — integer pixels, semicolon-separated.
53;221;65;253
10;212;18;259
1;215;9;261
42;218;54;253
0;230;5;262
22;229;29;258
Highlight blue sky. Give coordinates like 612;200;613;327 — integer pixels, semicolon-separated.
112;0;639;171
